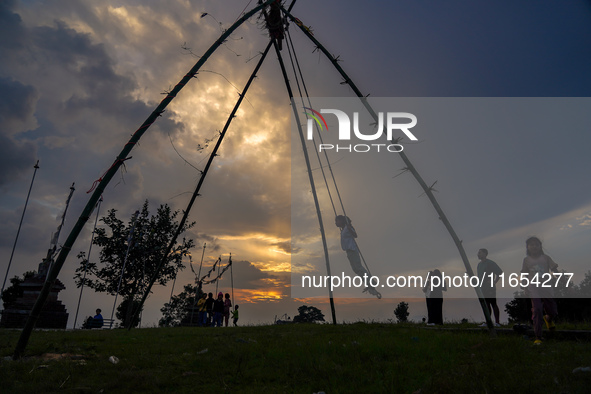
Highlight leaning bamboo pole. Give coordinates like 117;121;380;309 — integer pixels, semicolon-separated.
281;6;495;334
13;0;277;360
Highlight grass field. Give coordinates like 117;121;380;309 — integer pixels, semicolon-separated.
1;323;590;393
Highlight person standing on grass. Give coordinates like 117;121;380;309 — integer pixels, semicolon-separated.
197;293;207;327
477;248;503;327
232;305;239;327
223;293;232;327
521;236;559;345
423;269;446;325
205;292;214;326
213;292;225;327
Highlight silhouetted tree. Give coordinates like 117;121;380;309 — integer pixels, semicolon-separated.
74;200;194;327
504;291;531;323
394;301;410;323
293;305;324;323
116;298;141;328
159;283;201;327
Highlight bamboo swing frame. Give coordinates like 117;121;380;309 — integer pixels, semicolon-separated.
13;0;496;359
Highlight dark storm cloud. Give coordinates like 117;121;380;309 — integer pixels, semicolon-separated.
0;78;38;186
26;20;183;145
0;132;37;187
0;1;186;201
0;0;26;50
194;232;222;252
232;259;284;290
0;199;58;251
0;77;38;132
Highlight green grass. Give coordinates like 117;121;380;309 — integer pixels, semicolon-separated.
1;323;590;393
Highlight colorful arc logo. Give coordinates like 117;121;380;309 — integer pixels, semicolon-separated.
304;107;328;131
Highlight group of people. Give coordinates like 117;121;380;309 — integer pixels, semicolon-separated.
336;215;559;344
196;292;239;327
422;237;559;344
422;250;504;327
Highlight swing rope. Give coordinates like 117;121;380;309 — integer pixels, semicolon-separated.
270;29;337;323
284;30;337;217
230;254;235;315
197;243;206;279
283;26;374;277
110;210;140;323
73;196;103;329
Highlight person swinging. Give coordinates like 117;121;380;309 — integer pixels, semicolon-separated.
335;215;381;299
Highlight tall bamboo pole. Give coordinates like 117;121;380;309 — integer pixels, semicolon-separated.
13;0;276;359
230;253;234;318
1;160;39;297
197;243;206;279
269;32;337;324
45;183;76;283
281;6;495;333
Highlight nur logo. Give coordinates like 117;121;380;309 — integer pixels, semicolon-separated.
304;107;329;134
303;108;418;153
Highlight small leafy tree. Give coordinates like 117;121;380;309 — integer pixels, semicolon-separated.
115;298;142;328
75;200;194;328
159;283;201;327
504;291;530;323
293;305;324;323
578;270;591;298
394;301;410;323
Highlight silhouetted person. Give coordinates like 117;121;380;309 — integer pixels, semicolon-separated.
477;248;503;326
423;269;446;325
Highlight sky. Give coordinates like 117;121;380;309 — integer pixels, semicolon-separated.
1;0;591;328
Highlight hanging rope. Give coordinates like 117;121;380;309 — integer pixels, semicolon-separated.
196;243;206;279
215;256;221;294
73;196;103;329
284;31;337;216
1;160;40;297
110;210;140;323
270;28;337;323
283;26;374;278
230;253;235;315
